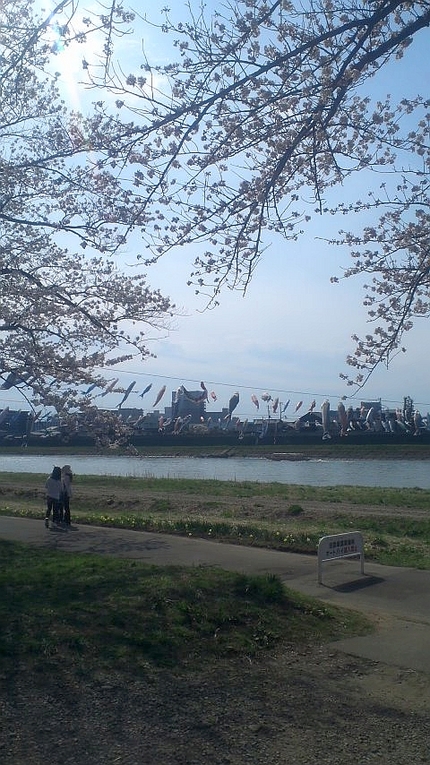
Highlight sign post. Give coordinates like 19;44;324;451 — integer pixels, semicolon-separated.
317;532;364;585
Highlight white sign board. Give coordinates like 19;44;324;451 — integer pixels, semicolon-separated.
318;532;364;584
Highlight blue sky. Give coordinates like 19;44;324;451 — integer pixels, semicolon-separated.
2;2;430;418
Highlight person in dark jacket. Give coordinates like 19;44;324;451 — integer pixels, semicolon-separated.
60;464;73;526
45;466;62;528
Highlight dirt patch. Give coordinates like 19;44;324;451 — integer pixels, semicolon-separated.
1;645;429;765
77;487;430;526
1;477;428;523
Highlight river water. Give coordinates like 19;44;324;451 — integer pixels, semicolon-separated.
0;453;429;488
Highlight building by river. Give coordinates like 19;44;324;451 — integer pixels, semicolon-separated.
0;394;429;448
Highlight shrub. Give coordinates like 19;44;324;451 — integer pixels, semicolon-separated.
287;504;304;516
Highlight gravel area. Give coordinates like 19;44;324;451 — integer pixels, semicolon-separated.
1;643;430;764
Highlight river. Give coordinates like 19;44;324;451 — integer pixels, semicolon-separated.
1;453;430;488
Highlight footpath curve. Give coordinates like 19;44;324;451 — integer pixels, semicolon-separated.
1;516;429;674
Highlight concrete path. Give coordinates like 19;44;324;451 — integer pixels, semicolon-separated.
1;516;429;673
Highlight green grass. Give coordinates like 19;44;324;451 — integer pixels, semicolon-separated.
0;540;369;671
331;513;430;537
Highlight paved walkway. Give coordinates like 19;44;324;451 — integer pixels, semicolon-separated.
1;516;429;673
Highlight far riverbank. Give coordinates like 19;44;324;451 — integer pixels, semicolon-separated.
1;442;430;460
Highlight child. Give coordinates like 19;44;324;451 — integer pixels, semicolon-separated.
45;466;62;528
61;464;73;526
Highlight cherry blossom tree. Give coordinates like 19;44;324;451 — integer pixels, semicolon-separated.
89;0;430;387
331;169;430;386
0;0;174;410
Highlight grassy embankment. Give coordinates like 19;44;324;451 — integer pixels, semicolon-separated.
1;471;430;569
0;538;369;671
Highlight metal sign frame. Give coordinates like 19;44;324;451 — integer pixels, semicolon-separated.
318;532;364;585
